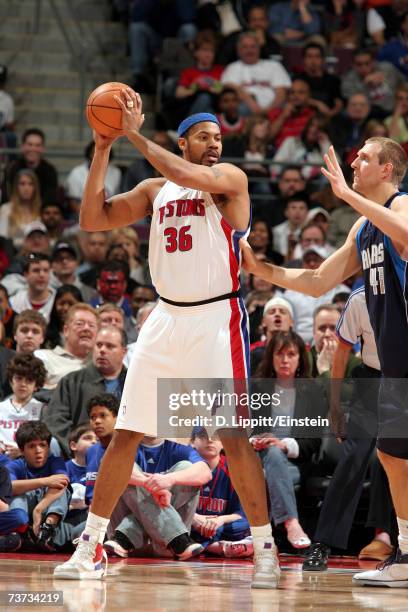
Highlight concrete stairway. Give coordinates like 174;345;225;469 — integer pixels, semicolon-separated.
0;0;155;181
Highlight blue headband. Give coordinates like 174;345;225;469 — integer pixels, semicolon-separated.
177;113;220;137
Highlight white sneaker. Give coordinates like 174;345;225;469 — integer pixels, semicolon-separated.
251;541;280;589
54;533;107;580
104;539;131;558
353;549;408;588
223;536;254;558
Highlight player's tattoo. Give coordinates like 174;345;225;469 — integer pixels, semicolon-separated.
211;167;222;180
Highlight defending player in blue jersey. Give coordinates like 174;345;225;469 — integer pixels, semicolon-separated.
241;136;408;587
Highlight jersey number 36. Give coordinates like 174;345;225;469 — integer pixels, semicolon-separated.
164;226;193;253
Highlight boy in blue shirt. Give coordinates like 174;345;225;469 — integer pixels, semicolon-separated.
7;421;70;552
190;427;252;557
66;424;97;514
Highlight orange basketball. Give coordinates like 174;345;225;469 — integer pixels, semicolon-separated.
86;82;135;137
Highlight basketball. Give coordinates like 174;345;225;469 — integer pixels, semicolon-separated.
86;82;135;137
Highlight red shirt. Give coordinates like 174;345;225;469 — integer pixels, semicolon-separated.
268;106;315;148
178;65;224;90
217;113;246;136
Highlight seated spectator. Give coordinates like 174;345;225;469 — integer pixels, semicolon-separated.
377;11;408;78
216;87;247;137
341;48;404;118
110;227;149;285
221;31;291;115
8;421;71;552
250;296;294;374
98;302;137;345
367;0;407;47
267;0;321;45
246;288;276;344
252;330;322;549
0;355;46;460
269;79;315;148
344;117;389;166
105;245;137;295
2;128;58;205
290;221;335;263
35;303;99;389
124;301;156;368
248;219;284;267
13;310;46;355
65;424;97;515
40;203;64;248
0;285;16;349
297;43;343;119
269;166;307;227
0;462;30;552
190;428;252;558
90;260;132;319
272;115;332;186
322;0;365;49
42;326;127;456
10;253;55;322
44;285;83;349
385;82;408;144
174;32;224;118
330;93;372;160
121;131;175;192
284;252;350;345
130;284;156;321
100;416;211;558
247;3;281;59
0;169;42;248
77;231;110;287
304;207;330;237
65;142;121;222
50;242;97;303
272;194;309;259
2;221;51;294
308;303;360;377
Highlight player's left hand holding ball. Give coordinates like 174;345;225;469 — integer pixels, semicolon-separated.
114;88;145;136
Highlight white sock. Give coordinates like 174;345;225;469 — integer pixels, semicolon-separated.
84;512;110;545
250;524;274;550
397;517;408;555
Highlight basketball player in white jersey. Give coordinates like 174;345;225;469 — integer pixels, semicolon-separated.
54;92;279;588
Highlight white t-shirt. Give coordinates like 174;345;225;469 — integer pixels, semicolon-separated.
0;397;43;447
35;345;90;389
66;161;121;200
336;287;380;370
221;59;291;109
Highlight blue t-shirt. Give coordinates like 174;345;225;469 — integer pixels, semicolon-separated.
65;459;87;485
136;440;203;474
7;455;68;481
85;442;106;505
197;455;245;518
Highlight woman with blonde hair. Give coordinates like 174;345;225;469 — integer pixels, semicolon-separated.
110;226;149;284
0;169;42;247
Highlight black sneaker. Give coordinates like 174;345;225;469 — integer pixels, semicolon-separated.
36;522;57;552
167;533;204;561
0;532;21;552
302;542;330;571
104;530;135;558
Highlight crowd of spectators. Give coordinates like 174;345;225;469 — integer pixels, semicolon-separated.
0;0;407;563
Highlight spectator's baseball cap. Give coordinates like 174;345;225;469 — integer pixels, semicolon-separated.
24;221;48;238
263;297;294;319
51;242;77;261
190;426;209;440
305;207;330;224
302;245;329;260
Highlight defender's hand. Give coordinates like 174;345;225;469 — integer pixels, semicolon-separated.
239;239;260;274
321;146;349;200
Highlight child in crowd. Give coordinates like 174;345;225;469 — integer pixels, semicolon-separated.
190;427;253;558
7;421;70;552
65;424;97;518
0;354;46;459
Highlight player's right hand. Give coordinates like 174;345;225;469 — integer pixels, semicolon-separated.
93;129;119;151
239;239;258;274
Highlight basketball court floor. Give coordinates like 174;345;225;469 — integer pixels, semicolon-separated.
0;553;406;611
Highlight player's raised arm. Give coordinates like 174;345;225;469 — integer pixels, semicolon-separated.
240;218;363;298
79;131;157;231
115;89;248;196
322;144;408;249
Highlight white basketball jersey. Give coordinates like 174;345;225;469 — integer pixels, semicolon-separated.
149;181;249;302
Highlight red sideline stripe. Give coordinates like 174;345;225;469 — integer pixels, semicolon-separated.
221;219;249;420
